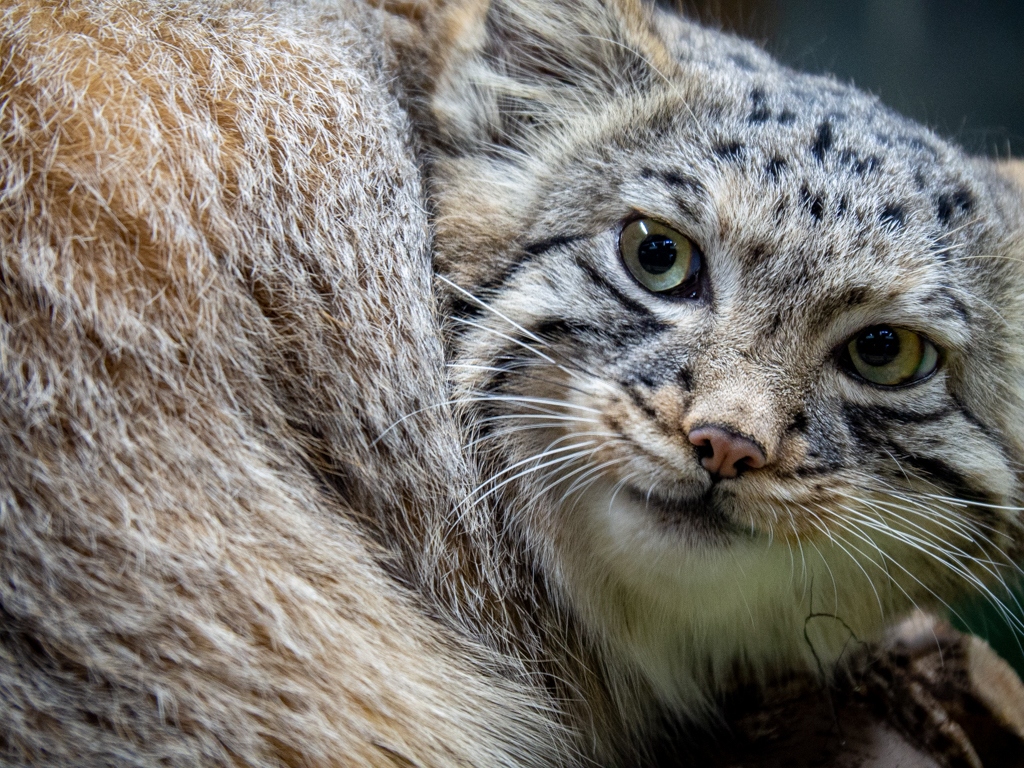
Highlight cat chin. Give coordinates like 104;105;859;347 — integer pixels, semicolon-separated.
548;478;896;713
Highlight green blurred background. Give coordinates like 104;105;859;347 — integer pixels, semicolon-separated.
677;0;1024;674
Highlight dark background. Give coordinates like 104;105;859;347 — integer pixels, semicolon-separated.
677;0;1024;674
675;0;1024;158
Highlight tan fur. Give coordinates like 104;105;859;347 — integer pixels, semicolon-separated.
4;0;1024;764
1001;160;1024;189
0;1;566;765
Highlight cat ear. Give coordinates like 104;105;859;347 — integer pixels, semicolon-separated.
997;160;1024;192
403;0;676;157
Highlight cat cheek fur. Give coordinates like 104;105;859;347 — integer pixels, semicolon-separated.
414;0;1024;732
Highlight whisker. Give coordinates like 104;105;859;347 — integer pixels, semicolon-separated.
449;361;596;399
831;508;1024;635
801;509;886;621
437;273;549;347
463;442;604;512
451;315;594;383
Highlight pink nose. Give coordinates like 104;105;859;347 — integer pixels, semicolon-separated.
687;425;766;479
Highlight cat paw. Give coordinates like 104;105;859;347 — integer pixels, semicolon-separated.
852;611;1024;768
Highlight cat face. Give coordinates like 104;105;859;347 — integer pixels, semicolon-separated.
423;0;1024;708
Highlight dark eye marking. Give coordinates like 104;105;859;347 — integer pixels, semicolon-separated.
572;256;669;333
896;454;995;506
676;367;693;391
532;318;602;342
624;385;659;421
794;461;845;477
473;234;586;298
840;403;999;502
523;234;584;256
949;395;1004;444
787;411;808;433
843;402;956;429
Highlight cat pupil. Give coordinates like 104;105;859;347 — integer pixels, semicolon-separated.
637;234;677;274
856;326;900;366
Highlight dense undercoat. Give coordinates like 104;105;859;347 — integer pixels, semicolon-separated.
2;0;1024;765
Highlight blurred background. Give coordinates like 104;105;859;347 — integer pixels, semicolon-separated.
675;0;1024;674
672;0;1024;157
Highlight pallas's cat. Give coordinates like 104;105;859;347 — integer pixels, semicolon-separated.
1;0;1022;765
401;0;1024;757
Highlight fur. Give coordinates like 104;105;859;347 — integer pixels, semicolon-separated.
0;1;566;765
2;0;1023;765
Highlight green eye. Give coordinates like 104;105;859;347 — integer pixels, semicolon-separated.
845;325;939;386
620;218;701;294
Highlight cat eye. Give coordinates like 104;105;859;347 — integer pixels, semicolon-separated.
842;325;939;387
620;218;702;296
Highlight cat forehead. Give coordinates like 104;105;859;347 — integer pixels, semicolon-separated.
614;82;978;230
520;87;985;345
540;71;984;285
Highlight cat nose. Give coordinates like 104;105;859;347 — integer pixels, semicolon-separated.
687;425;766;479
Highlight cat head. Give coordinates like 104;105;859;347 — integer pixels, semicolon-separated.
406;0;1024;710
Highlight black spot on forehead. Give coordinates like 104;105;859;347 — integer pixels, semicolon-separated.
765;157;787;181
763;310;783;338
841;286;870;307
800;185;824;222
811;120;834;163
641;167;707;198
905;136;938;157
747;88;770;123
935;187;974;226
923;287;971;322
777;109;796;125
801;282;876;327
838;149;881;176
729;53;757;72
713;141;745;161
879;204;906;229
773;197;788;223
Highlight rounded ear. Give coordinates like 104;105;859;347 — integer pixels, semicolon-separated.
396;0;677;158
998;160;1024;191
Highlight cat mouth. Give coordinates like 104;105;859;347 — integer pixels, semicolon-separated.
624;486;741;537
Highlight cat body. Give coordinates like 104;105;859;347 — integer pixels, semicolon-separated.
2;0;1023;765
0;1;564;764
